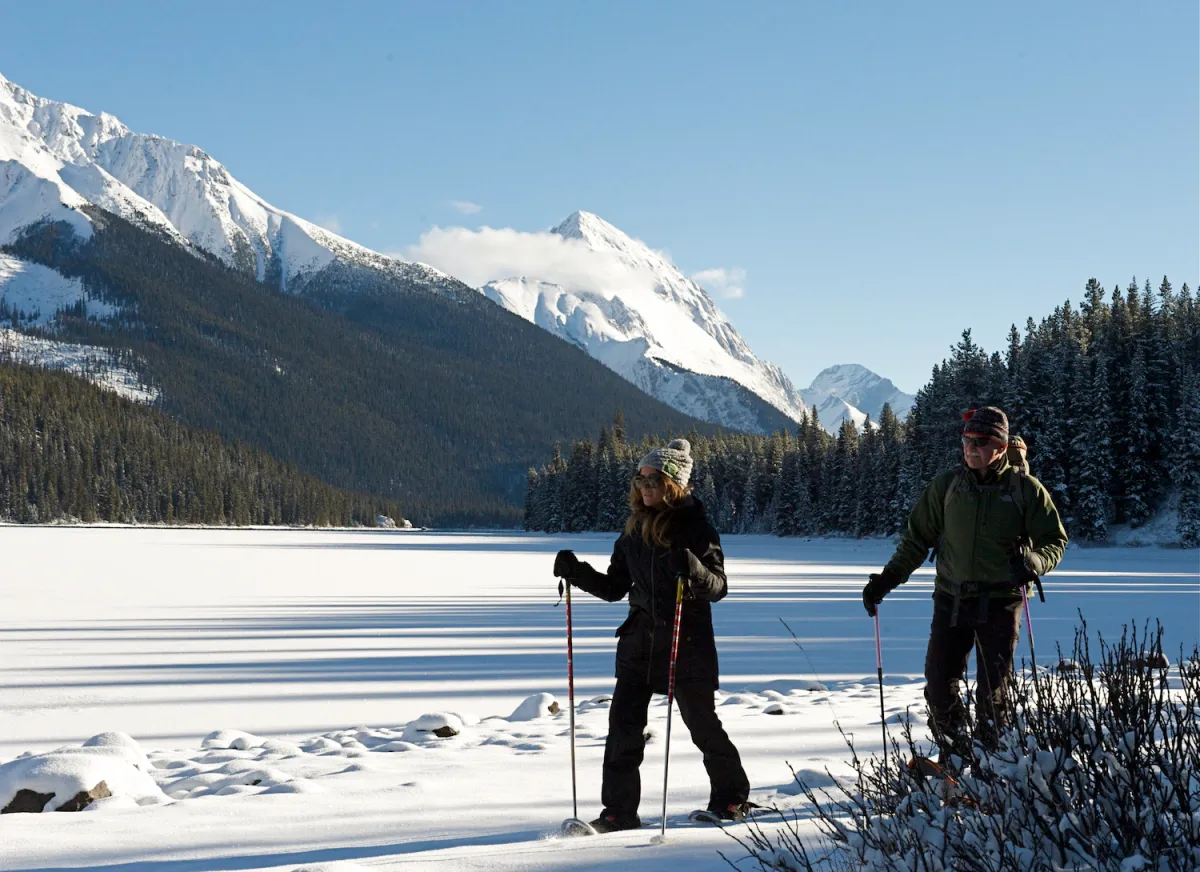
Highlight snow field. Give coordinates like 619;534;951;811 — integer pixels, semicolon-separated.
0;527;1194;872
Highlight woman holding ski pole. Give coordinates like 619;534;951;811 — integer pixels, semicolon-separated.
553;438;750;834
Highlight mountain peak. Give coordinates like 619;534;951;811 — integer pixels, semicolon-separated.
550;210;639;251
801;363;914;430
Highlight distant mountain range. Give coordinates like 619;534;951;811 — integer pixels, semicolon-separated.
0;70;912;520
0;72;721;523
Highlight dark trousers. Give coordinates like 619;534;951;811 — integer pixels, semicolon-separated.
924;590;1022;760
600;675;749;818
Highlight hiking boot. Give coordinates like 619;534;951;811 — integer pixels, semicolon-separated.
706;800;752;822
589;811;642;833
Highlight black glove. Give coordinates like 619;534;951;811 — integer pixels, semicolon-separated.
554;549;581;580
862;568;901;617
668;549;699;598
1006;539;1044;581
667;548;693;579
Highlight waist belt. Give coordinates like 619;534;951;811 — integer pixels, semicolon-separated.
939;576;1046;627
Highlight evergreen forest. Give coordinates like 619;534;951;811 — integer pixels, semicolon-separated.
525;277;1200;547
0;362;399;525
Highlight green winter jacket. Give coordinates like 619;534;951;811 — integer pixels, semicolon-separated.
885;457;1068;596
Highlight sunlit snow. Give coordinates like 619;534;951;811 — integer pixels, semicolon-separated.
0;528;1194;871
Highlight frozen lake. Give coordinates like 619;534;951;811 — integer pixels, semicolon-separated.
0;527;1196;872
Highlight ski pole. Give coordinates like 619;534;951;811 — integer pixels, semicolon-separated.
1021;583;1040;702
559;578;581;822
658;575;686;841
874;609;888;769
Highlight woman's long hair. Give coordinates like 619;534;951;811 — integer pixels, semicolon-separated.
624;475;692;548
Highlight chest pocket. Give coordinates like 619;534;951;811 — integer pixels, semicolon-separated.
944;474;1025;540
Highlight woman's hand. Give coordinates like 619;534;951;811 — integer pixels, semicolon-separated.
554;549;581;579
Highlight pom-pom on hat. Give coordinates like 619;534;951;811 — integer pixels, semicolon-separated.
638;438;694;487
961;406;1009;444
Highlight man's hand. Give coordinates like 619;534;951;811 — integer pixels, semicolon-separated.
1006;539;1044;581
554;549;581;579
862;568;901;617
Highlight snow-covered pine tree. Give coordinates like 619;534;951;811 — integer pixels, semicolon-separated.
877;403;905;535
792;446;817;536
832;418;859;534
1172;368;1200;548
1070;351;1113;541
542;445;567;533
564;440;597;532
523;468;540;530
697;470;718;521
1123;347;1153;527
853;415;879;537
773;450;799;537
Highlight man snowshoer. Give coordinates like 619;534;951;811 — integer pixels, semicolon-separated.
861;407;1068;763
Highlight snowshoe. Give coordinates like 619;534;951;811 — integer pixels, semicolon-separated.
688;801;761;825
906;756;975;808
560;818;598;837
586;812;641;834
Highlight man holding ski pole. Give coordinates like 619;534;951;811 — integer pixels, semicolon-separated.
861;407;1068;767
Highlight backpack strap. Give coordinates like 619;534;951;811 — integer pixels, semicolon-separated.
1009;467;1028;538
942;467;968;519
929;469;969;564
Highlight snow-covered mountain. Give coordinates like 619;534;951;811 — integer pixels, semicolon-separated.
480;211;811;432
800;363;914;431
0;72;455;297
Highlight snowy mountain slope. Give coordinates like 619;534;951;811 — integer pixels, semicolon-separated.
0;251;120;326
800;363;914;431
0;72;456;298
0;327;156;403
480;212;811;432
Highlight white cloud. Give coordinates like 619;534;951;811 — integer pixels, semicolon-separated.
449;200;483;215
314;214;342;234
692;267;746;299
399;226;659;294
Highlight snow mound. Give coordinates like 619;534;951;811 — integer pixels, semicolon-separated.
201;729;268;751
401;713;465;740
0;733;168;811
508;693;561;721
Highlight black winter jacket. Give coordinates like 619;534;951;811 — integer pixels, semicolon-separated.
570;497;727;692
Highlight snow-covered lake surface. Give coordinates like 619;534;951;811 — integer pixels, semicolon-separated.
0;528;1196;871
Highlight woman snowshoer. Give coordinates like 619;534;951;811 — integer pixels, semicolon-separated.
553;438;750;833
862;408;1067;764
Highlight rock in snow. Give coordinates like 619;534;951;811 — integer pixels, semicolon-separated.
0;732;167;813
508;693;561;721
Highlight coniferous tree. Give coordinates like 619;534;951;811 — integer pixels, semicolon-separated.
1070;352;1113;541
1172;369;1200;548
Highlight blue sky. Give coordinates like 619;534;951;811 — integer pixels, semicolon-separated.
4;1;1196;392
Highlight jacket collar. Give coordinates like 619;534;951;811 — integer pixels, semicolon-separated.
962;456;1012;485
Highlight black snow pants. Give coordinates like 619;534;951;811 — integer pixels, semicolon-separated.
924;589;1023;761
601;675;749;818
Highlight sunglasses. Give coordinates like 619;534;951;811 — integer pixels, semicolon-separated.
632;473;664;489
962;435;1000;448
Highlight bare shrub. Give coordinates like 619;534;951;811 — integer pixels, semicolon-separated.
726;620;1200;872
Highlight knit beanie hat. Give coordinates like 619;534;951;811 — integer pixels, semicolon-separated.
638;438;694;487
1009;434;1027;455
962;407;1009;444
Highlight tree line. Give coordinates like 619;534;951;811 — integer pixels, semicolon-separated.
0;362;401;526
525;277;1200;547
